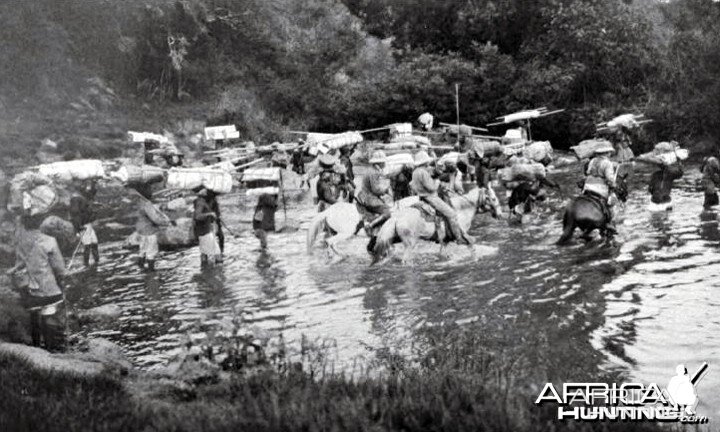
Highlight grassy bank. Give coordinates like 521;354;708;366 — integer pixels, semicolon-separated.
0;352;673;432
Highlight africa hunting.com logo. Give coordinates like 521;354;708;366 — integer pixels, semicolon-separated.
535;363;709;424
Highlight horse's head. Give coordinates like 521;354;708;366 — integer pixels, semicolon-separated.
478;187;503;219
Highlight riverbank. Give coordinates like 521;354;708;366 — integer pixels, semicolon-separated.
0;331;672;432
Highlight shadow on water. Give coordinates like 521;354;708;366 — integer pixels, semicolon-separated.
66;163;720;415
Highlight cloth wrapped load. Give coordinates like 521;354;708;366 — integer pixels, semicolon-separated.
38;160;106;183
242;167;281;196
8;172;54;214
498;162;546;183
384;153;415;177
606;114;639;131
22;185;57;216
380;141;420;151
503;142;525;156
438;151;470;169
111;165;166;185
466;138;503;157
571;139;614;160
307;132;363;154
166;168;233;194
445;124;474;137
637;142;689;165
522;141;553;163
128;131;169;144
389;123;412;137
390;134;431;147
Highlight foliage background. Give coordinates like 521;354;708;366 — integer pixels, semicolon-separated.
0;0;718;154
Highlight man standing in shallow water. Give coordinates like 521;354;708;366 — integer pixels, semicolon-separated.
11;214;67;351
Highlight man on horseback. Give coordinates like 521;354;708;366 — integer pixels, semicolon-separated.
410;151;473;245
582;142;618;236
355;151;392;250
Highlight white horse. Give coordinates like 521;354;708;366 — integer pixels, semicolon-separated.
371;187;501;264
306;187;501;262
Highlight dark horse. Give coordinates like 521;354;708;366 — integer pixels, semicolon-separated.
557;172;629;245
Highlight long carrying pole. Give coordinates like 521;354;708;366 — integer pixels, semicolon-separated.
455;84;460;130
280;170;288;225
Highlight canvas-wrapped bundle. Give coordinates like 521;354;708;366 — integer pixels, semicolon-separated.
390;135;431;147
466;138;503;157
112;165;166;185
606;114;639;131
384;153;415;177
522;141;553;163
242;167;281;195
637;142;689;165
22;185;58;216
307;132;363;154
503;142;525;156
571;139;613;160
381;141;420;151
389;123;412;137
498;162;546;183
166;168;233;194
38;160;106;183
8;172;54;213
445;124;473;137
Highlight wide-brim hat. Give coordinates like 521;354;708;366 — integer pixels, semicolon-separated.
414;150;433;166
319;154;338;169
369;150;387;164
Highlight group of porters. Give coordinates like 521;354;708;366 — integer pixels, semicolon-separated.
6;121;720;353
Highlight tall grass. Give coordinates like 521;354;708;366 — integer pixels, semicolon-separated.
0;320;675;432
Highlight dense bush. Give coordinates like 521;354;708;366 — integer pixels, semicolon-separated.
1;0;719;152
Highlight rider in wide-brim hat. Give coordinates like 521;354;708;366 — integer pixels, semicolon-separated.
413;150;434;167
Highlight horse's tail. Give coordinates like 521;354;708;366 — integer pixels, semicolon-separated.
371;217;396;265
306;211;326;253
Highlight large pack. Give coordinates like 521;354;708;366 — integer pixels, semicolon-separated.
38;160;106;183
112;165;166;185
571;139;613;160
384;153;415;177
307;132;363;154
498;162;546;183
445;124;473;137
390;134;431;147
389;123;412;138
522;141;553;163
242;167;281;196
166;168;233;194
637;142;689;165
466;138;503;157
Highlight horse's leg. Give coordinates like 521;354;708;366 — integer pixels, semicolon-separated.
397;224;417;265
556;208;576;245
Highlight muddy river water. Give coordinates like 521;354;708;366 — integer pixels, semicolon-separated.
67;160;720;419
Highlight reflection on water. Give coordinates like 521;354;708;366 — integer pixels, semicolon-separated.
68;163;719;416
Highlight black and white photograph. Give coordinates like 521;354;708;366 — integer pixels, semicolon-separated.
0;0;717;430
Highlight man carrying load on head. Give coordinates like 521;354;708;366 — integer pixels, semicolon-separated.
194;187;222;268
582;143;619;235
131;186;170;272
355;151;392;250
410;151;473;245
10;213;67;351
